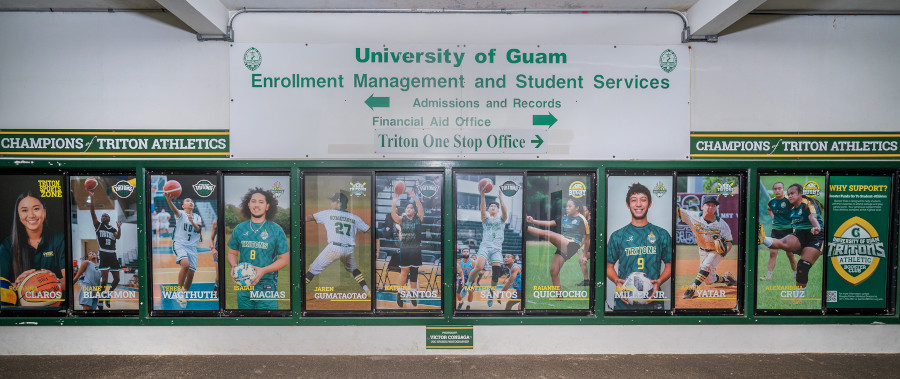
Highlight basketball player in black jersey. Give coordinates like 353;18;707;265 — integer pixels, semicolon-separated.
89;190;122;309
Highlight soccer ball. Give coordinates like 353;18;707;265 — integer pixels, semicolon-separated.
232;262;258;286
622;271;653;305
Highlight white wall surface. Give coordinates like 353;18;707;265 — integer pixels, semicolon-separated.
691;15;900;132
0;12;228;130
1;325;898;355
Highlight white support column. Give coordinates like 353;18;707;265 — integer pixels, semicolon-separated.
157;0;229;36
687;0;767;37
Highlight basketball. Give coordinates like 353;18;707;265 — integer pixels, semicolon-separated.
17;270;62;307
393;181;406;195
478;178;493;194
84;177;99;192
163;180;182;198
0;277;16;307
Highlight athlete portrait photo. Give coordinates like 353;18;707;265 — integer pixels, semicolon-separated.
70;175;139;312
673;175;740;311
304;174;372;312
0;174;67;313
605;175;673;312
149;174;219;312
374;173;442;311
224;175;291;311
523;173;593;312
455;173;524;313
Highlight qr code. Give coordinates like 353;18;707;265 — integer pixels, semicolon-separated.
826;290;837;303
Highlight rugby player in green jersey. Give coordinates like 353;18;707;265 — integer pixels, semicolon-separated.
606;182;672;310
761;182;798;280
227;188;289;309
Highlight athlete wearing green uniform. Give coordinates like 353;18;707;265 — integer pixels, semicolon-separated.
761;182;798;281
227;188;290;310
606;182;672;311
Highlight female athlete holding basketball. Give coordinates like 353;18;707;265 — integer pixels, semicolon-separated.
525;197;590;289
0;192;67;296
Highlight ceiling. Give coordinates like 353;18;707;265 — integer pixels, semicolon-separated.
1;1;897;41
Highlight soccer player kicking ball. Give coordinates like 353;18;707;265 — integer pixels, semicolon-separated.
525;197;590;290
459;187;507;308
758;183;825;304
761;182;798;281
304;192;371;295
164;192;203;309
227;188;289;310
678;195;736;299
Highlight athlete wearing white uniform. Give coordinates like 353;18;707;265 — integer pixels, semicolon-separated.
164;193;203;308
458;185;508;308
679;195;736;299
304;192;371;293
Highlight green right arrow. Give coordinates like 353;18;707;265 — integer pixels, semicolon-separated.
531;134;544;149
532;112;557;128
365;94;390;110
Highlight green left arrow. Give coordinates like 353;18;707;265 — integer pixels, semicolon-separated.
532;112;557;128
365;94;390;110
531;134;544;149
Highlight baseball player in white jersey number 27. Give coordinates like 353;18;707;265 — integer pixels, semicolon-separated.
304;192;370;295
679;194;736;299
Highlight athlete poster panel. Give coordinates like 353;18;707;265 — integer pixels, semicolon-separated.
224;174;291;311
70;175;139;313
756;175;826;311
674;175;740;310
0;174;66;313
304;173;373;312
605;175;673;312
825;175;892;310
374;173;442;311
454;173;524;313
149;174;220;312
524;173;593;311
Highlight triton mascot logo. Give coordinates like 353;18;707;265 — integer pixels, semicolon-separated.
828;216;886;285
803;180;821;197
244;47;262;71
349;182;367;197
652;181;667;198
419;180;439;199
112;180;135;198
271;181;285;198
714;182;736;197
499;181;520;197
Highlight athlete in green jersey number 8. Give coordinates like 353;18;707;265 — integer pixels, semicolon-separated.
606;182;672;310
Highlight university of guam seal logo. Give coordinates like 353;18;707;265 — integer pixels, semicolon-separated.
568;181;587;198
499;181;520;197
652;181;668;198
803;180;821;197
244;47;262;71
828;216;886;285
111;180;135;198
419;180;439;199
271;181;285;199
659;49;677;73
193;180;216;198
349;182;367;197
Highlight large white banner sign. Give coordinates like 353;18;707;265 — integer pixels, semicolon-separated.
230;43;689;159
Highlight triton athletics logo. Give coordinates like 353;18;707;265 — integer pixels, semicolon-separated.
349;182;367;197
652;181;668;198
568;181;587;198
659;49;677;73
193;180;216;198
803;180;821;197
499;181;520;197
419;180;439;199
244;47;262;71
271;181;285;198
111;180;135;198
714;181;736;197
828;216;886;285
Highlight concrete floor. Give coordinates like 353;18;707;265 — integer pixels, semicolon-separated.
2;354;898;378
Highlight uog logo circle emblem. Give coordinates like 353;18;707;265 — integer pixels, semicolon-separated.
244;47;262;71
659;49;677;73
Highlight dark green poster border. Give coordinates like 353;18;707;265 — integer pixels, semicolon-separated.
0;159;897;327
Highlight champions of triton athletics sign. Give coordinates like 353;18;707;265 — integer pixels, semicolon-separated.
690;132;900;159
0;130;230;158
